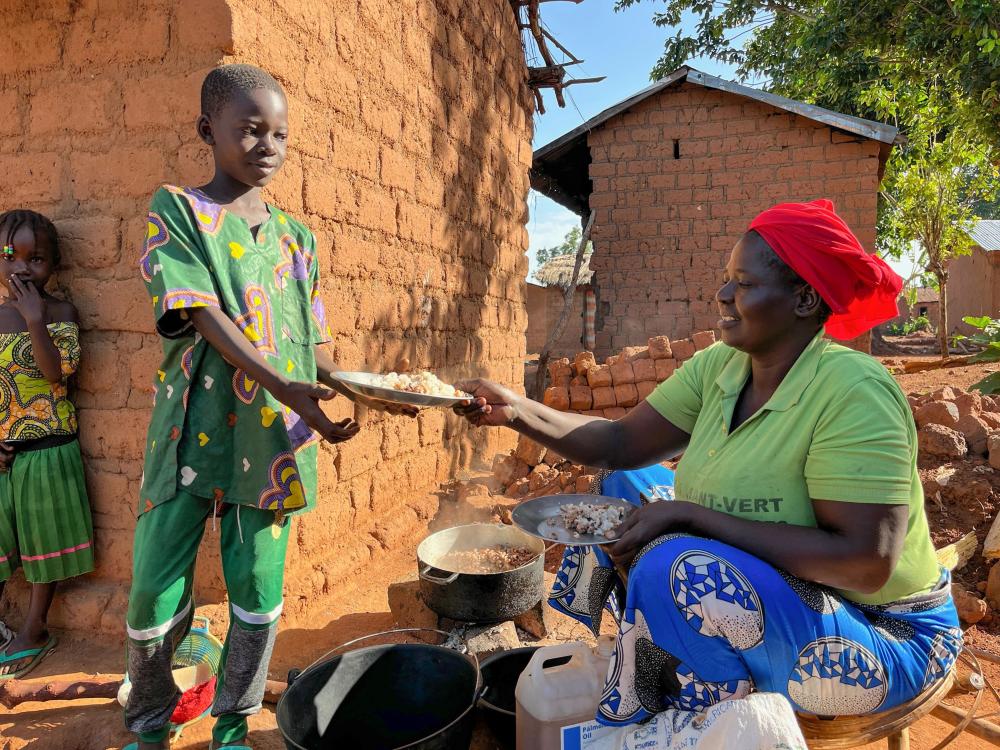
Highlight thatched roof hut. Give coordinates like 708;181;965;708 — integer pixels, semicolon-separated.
533;252;593;287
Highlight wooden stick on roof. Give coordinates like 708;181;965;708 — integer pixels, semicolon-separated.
513;0;604;113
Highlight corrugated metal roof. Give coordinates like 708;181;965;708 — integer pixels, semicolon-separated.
966;220;1000;251
531;66;902;216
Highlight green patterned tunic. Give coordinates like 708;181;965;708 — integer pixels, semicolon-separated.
138;185;331;517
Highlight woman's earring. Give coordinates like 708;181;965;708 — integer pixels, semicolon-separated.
1;245;13;259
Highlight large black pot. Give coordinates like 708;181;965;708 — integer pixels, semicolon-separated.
477;647;540;750
417;523;544;622
276;632;480;750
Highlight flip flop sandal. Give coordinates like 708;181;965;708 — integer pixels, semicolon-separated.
0;622;14;652
0;635;58;680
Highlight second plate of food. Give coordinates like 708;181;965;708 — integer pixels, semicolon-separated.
331;371;471;408
511;494;635;546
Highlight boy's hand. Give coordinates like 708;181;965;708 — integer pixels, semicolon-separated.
0;442;15;473
8;277;46;325
274;382;360;443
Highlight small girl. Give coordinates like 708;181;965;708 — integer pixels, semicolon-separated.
0;209;93;679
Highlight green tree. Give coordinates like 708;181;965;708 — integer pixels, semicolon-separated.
614;0;1000;145
879;99;999;356
533;225;592;279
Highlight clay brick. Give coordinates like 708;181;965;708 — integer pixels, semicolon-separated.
622;345;649;361
609;360;635;385
547;358;572;381
0;153;62;203
569;385;593;411
604;407;628;420
58;216;121;270
692;330;716;350
582;410;603;417
1;20;61;75
515;435;547;466
543;386;570;411
592;386;616;410
65;14;170;67
632;358;657;382
30;79;115;135
636;380;657;400
647;335;673;359
573;351;597;376
655;358;677;381
614;383;639;408
175;0;236;52
70;149;166;200
671;339;696;361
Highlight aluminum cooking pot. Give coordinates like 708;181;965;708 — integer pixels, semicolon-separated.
417;523;545;622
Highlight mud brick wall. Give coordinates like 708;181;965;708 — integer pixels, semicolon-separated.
948;246;1000;337
542;330;717;418
0;0;530;635
525;282;588;356
586;81;882;359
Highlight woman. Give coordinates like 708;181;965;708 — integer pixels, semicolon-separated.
455;200;960;726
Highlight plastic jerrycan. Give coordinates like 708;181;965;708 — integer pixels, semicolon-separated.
515;635;615;750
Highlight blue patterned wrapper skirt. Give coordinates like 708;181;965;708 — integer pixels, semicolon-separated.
547;467;962;726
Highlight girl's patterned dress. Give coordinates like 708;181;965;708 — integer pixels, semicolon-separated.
0;321;94;583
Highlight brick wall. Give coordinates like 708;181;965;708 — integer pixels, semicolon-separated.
586;81;882;358
525;282;588;356
948;246;1000;336
0;0;531;635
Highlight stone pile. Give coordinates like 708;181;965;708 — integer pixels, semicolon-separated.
541;330;717;417
910;386;1000;464
490;435;596;500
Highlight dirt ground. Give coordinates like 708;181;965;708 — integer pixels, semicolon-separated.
4;355;1000;749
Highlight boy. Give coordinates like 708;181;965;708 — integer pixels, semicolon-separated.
125;64;398;750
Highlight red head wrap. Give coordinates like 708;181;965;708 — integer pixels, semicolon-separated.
747;199;902;341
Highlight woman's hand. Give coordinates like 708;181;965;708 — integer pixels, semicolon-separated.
8;277;46;325
273;381;360;444
452;379;520;426
608;501;694;568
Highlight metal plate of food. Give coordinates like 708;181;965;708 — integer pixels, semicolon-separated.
511;494;635;547
331;371;472;408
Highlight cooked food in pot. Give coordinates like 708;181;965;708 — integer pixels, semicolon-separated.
435;544;537;573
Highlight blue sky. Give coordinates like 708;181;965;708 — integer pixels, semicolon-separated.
522;3;915;281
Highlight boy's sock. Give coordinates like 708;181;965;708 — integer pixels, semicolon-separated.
212;712;249;745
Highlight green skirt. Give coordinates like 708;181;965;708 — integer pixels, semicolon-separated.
0;438;95;583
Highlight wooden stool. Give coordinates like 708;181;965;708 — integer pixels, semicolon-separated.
798;671;955;749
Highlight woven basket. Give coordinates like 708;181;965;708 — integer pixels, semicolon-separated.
118;614;224;735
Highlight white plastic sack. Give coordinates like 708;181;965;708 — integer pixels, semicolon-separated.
562;693;808;750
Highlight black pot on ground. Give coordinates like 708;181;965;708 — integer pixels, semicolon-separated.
478;647;541;750
276;641;480;750
417;523;545;623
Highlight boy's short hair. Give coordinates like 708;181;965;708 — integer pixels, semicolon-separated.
0;210;60;266
200;64;285;118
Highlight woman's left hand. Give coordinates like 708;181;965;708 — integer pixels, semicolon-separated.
608;501;694;568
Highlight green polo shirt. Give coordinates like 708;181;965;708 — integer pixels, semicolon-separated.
646;332;939;605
